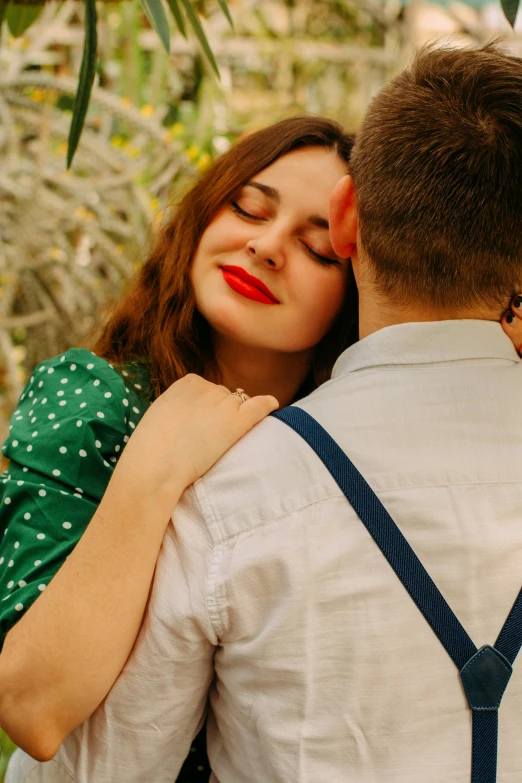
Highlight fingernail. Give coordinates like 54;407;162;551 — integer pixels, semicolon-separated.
514;296;522;308
506;312;515;324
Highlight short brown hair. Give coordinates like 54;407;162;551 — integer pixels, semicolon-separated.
349;44;522;310
93;116;356;400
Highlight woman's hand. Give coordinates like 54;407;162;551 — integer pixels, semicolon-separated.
501;294;522;356
113;375;279;511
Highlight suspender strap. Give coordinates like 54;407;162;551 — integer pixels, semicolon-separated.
271;406;522;783
494;588;522;664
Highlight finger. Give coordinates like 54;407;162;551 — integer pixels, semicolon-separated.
224;389;251;405
237;394;279;426
216;385;252;403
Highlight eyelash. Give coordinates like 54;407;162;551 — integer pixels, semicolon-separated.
231;201;260;220
230;201;340;267
301;243;340;267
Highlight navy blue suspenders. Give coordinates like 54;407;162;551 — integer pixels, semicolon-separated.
271;406;522;783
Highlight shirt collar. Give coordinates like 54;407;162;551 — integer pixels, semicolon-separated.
332;320;521;379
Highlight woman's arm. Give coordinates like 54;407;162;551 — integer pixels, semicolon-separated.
0;372;277;761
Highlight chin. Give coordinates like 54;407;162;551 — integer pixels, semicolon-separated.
219;327;315;354
201;298;320;353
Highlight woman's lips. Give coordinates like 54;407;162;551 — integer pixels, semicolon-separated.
220;266;280;305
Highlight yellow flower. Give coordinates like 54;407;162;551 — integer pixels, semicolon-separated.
141;104;154;117
74;206;95;222
124;143;140;159
197;153;212;171
49;247;67;262
171;122;184;137
110;136;124;148
31;89;47;103
187;145;199;162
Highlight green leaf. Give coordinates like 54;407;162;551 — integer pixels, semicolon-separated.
165;0;186;38
67;0;98;169
6;1;44;37
178;0;219;77
501;0;519;26
0;0;8;32
216;0;233;29
140;0;170;54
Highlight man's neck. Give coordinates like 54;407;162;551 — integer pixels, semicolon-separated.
209;336;314;408
357;285;503;340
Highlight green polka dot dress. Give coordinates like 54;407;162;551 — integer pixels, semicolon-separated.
0;348;150;644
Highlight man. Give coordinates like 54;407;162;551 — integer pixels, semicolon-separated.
9;44;522;781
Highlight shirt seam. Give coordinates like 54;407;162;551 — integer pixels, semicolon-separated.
196;477;522;545
199;493;344;544
330;356;519;383
192;479;225;640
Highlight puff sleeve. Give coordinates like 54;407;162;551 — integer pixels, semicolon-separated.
0;348;149;646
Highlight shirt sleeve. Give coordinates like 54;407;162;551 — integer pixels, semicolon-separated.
45;486;217;783
0;348;149;647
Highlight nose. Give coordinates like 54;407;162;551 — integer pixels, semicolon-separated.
246;226;286;270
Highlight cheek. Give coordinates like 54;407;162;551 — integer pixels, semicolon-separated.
277;272;347;353
190;225;222;304
298;272;346;335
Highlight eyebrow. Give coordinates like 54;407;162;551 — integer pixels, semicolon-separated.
246;181;330;230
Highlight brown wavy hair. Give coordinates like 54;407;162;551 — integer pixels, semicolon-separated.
93;116;358;401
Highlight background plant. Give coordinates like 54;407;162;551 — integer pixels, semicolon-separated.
0;0;234;164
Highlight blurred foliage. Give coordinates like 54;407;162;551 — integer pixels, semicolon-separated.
1;0;233;164
0;727;17;782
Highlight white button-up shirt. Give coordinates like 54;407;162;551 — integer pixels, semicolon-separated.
9;320;522;783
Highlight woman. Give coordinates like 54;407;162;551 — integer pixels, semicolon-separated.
0;116;357;779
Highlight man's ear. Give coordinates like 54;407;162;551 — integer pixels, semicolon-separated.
329;175;358;259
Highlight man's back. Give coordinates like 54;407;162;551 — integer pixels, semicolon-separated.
199;321;522;782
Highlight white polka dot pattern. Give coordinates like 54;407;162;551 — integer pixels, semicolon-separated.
0;349;150;640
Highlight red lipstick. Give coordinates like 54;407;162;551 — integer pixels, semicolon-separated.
220;266;280;305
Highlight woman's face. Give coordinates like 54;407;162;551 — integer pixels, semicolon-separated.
191;146;350;354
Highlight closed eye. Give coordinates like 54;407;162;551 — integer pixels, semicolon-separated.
301;241;340;267
231;201;264;221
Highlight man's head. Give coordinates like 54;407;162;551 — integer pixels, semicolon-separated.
330;44;522;316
